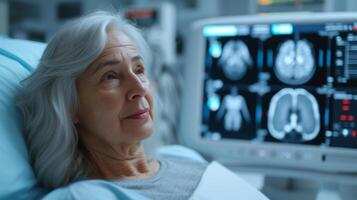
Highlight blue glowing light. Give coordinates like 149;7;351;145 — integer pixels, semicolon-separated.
203;25;238;37
207;95;220;111
209;41;222;58
272;23;293;35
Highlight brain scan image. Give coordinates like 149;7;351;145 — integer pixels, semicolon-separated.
219;40;252;81
267;88;320;142
275;40;315;85
216;87;251;132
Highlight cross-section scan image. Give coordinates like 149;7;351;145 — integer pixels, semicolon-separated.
216;86;251;132
267;88;320;142
274;40;315;85
202;83;257;140
263;33;329;87
219;40;252;81
205;37;259;84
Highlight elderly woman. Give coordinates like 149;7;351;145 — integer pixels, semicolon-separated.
16;11;269;200
16;11;206;199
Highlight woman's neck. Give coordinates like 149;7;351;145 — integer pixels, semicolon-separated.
83;143;159;180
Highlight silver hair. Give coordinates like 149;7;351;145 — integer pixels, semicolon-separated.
16;11;151;189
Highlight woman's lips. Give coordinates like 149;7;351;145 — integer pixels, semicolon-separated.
125;109;149;119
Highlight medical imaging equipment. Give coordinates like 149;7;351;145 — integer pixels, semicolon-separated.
179;13;357;200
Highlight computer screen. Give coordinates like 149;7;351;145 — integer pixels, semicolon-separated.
180;13;357;172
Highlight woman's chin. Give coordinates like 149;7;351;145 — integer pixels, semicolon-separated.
128;126;154;141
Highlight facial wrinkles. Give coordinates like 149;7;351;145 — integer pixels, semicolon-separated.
102;47;150;120
88;31;152;121
87;32;137;75
75;31;156;180
99;46;138;73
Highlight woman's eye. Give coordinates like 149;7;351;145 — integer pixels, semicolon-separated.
136;65;145;74
102;72;118;81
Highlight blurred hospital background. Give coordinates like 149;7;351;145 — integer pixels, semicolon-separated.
3;0;357;42
1;1;357;200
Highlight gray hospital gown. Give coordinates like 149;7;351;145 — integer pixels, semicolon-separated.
113;158;208;200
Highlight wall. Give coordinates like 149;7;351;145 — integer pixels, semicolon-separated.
0;0;8;35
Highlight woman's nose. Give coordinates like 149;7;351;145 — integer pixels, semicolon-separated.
127;73;147;101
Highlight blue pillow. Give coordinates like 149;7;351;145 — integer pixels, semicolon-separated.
0;37;47;199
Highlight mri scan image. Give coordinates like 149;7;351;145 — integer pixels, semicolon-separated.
275;40;316;85
268;88;320;142
202;22;357;148
219;40;252;81
216;87;251;132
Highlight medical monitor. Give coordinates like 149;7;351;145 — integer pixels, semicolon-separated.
180;13;357;172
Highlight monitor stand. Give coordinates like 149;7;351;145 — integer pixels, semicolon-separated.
261;176;357;200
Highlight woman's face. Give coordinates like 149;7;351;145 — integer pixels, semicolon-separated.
76;29;154;147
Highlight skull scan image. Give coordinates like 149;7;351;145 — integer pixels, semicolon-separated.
216;87;251;132
275;40;315;85
268;88;320;142
219;40;252;81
